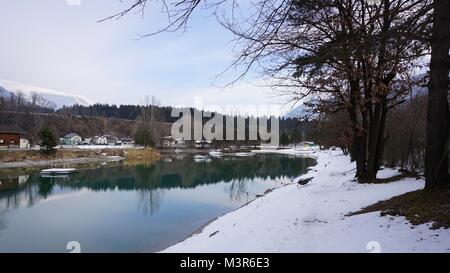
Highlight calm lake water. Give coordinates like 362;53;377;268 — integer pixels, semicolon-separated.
0;153;315;253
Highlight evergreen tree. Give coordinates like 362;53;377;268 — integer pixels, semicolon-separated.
135;125;154;147
39;127;57;154
290;129;302;146
280;132;290;147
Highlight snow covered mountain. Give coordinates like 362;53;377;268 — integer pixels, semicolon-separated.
0;79;94;108
283;104;309;119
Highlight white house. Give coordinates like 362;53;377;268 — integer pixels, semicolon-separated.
62;133;82;145
104;135;118;145
94;136;108;145
81;138;92;145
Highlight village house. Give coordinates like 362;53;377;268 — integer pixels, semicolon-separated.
62;133;82;145
57;134;132;147
161;136;176;147
0;125;29;149
160;136;188;148
93;135;108;145
120;137;135;145
92;135;122;145
81;138;92;145
104;135;119;145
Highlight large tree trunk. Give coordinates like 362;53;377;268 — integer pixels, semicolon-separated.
425;0;450;190
348;78;367;179
374;100;388;173
353;134;367;178
360;0;391;183
362;98;388;183
365;100;382;182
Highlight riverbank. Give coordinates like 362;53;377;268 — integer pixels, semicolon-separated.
0;148;160;169
162;148;450;253
0;155;124;169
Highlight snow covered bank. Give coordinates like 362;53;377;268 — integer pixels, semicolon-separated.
163;148;450;253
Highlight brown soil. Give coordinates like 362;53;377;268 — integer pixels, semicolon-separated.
348;188;450;229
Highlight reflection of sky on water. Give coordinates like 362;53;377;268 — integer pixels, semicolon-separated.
0;154;314;252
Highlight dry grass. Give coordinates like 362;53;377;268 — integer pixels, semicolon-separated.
348;188;450;229
0;149;131;163
123;148;161;166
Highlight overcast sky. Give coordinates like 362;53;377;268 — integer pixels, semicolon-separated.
0;0;294;116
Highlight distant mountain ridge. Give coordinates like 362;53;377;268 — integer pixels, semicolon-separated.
0;79;94;108
283;104;309;119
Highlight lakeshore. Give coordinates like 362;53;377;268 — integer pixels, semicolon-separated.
0;148;160;169
1;146;449;253
0;151;312;252
162;148;450;253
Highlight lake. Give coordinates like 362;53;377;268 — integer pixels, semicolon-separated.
0;153;315;252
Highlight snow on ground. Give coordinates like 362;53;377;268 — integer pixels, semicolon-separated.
163;148;450;253
377;167;401;179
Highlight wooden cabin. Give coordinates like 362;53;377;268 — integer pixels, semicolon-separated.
0;125;27;148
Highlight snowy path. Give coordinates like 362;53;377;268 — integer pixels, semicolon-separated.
163;149;450;253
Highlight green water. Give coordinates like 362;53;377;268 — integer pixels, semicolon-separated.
0;153;315;252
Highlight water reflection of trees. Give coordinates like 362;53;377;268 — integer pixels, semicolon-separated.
137;188;162;215
0;180;42;209
228;179;250;202
0;209;7;236
0;155;315;215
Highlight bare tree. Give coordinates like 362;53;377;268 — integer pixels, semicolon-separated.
106;0;433;182
217;0;432;182
138;95;162;122
136;95;162;146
